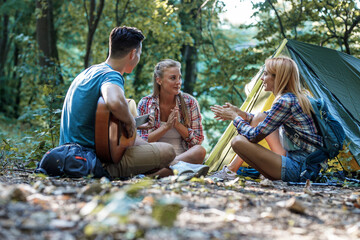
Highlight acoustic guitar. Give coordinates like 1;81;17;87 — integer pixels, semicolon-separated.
95;97;151;164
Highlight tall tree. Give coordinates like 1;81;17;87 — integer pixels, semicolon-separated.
251;0;360;57
178;0;204;95
83;0;104;68
36;0;62;84
0;0;10;113
0;0;35;117
306;0;360;55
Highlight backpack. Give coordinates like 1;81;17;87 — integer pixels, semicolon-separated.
308;97;346;159
35;143;112;180
285;97;346;181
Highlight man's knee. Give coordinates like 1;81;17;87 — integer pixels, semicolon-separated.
157;142;176;166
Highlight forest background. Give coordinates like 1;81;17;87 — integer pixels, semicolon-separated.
0;0;359;171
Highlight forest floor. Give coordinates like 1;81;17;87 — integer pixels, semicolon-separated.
0;170;359;240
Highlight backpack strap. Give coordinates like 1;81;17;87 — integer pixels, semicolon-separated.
283;122;323;151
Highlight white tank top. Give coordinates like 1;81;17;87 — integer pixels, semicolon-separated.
158;122;186;156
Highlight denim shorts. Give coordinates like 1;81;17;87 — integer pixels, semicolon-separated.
281;150;309;182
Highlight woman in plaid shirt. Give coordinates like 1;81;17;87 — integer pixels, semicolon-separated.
210;57;322;182
137;59;208;178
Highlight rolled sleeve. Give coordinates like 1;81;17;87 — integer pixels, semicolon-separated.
184;98;204;148
137;97;152;141
233;98;292;143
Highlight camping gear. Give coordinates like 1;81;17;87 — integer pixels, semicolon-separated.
237;167;261;178
35;143;111;179
206;39;360;174
285;97;346;181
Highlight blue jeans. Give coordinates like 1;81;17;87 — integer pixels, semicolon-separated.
281;150;321;182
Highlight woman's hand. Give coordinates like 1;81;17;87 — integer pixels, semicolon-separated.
219;102;249;121
210;104;238;121
137;115;155;130
165;106;179;129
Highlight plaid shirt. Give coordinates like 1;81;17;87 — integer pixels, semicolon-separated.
137;93;204;149
233;93;322;153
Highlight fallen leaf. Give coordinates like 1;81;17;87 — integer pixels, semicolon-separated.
285;197;306;214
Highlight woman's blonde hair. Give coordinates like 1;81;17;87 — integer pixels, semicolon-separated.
152;59;190;127
265;56;312;115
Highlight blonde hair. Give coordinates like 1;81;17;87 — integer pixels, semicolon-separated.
265;57;312;115
152;59;190;127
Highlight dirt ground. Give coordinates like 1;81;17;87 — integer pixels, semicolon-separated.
0;171;359;240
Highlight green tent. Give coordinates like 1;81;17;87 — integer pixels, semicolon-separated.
206;39;360;172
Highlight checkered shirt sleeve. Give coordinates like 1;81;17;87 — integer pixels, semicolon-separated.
233;93;322;153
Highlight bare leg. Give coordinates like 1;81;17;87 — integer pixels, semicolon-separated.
231;135;282;180
228;112;285;173
172;145;206;165
147;145;206;178
227;155;244;172
147;167;173;178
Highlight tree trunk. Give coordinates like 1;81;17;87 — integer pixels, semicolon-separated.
0;10;8;75
179;0;202;95
133;60;144;99
36;0;62;84
0;7;9;113
13;45;21;118
181;45;197;95
83;0;105;68
115;0;130;26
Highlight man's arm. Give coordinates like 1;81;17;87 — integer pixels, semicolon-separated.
101;83;135;138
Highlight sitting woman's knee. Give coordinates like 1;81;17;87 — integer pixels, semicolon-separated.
192;145;206;163
196;145;206;159
231;135;248;149
251;112;267;127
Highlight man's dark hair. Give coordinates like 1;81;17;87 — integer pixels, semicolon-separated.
109;26;145;58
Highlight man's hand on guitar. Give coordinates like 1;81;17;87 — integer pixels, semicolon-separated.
123;117;136;138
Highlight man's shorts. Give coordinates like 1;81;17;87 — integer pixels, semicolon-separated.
104;143;166;178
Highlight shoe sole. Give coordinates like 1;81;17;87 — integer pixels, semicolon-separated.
178;166;210;181
178;172;196;181
193;165;210;178
178;169;193;175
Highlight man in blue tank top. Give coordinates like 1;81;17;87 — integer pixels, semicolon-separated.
60;26;176;179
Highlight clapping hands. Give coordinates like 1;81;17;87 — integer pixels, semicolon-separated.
165;106;179;129
210;102;239;121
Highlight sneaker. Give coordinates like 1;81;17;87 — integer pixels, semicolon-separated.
209;166;237;180
193;165;210;178
170;161;209;179
170;161;194;176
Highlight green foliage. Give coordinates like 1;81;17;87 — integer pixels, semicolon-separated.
125;179;153;198
250;0;360;57
152;197;182;227
0;132;47;170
